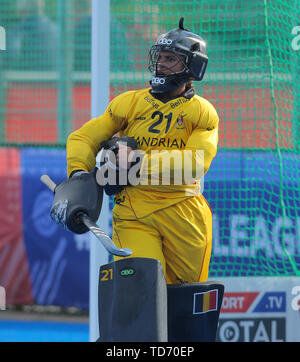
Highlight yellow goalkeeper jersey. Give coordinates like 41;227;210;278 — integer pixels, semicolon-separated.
67;87;219;220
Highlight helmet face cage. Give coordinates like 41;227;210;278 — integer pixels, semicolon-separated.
148;19;208;93
148;45;189;79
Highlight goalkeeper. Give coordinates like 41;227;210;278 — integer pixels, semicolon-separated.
57;18;219;285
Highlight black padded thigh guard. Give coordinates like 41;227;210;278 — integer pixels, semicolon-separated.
167;281;224;342
98;257;168;342
52;168;103;234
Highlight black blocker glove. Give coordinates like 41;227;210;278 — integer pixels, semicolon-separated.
50;168;103;234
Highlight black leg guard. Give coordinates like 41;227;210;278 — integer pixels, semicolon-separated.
167;281;224;342
98;257;168;342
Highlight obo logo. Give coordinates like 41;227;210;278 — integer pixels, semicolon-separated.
157;38;172;46
152;76;166;85
0;26;6;51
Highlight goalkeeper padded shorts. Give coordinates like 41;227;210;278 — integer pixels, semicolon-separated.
112;193;212;284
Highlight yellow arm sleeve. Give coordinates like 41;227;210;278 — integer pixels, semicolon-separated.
66;91;134;177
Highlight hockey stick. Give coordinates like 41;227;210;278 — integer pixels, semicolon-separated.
40;174;132;257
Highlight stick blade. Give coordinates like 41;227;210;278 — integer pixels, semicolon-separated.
80;213;132;257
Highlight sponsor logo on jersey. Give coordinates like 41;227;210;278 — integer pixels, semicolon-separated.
175;114;186;129
114;196;125;205
144;95;159;109
170;98;189;109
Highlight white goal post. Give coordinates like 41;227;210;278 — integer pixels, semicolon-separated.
89;0;110;342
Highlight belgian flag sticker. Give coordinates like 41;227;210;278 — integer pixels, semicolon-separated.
193;289;218;314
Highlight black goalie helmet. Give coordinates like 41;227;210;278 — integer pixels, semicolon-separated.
148;17;208;93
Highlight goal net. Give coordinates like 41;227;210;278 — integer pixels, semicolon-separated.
0;0;299;277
